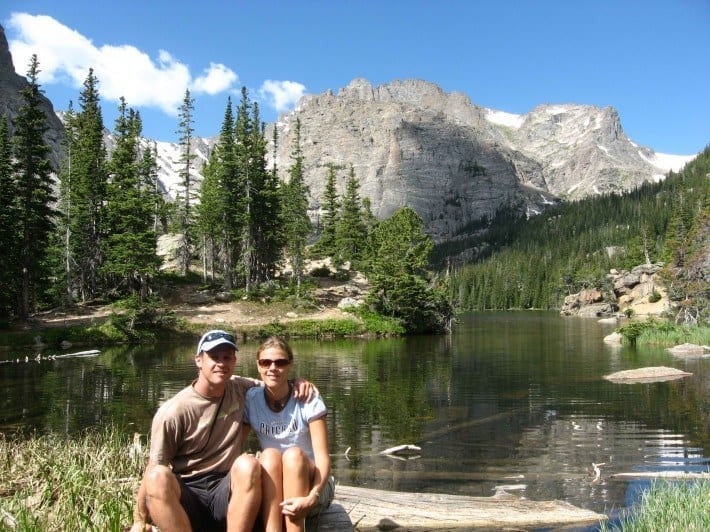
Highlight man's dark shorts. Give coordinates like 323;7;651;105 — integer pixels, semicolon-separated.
178;471;231;531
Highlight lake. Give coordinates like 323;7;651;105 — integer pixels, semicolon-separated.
1;311;708;517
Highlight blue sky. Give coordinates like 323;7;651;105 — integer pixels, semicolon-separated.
2;0;708;154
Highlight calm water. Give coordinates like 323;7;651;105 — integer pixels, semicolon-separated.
1;311;708;517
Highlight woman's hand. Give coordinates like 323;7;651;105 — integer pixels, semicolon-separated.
279;491;318;517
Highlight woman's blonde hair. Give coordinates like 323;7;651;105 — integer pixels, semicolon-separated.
255;336;294;361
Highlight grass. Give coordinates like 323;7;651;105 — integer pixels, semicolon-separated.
636;324;710;346
600;480;710;531
2;430;708;531
0;427;143;531
616;318;710;347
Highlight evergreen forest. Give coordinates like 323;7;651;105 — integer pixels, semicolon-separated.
0;60;451;334
0;56;706;336
443;146;709;325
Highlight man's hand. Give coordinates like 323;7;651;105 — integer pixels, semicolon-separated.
291;377;318;401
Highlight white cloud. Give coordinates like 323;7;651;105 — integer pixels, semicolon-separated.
7;12;238;116
259;80;307;112
193;63;238;95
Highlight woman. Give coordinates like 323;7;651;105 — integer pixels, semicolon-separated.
244;337;333;532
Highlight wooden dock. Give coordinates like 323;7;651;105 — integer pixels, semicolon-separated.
310;485;606;531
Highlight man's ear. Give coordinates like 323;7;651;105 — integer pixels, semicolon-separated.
195;352;203;369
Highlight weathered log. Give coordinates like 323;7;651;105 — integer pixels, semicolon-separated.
311;485;605;531
611;471;710;481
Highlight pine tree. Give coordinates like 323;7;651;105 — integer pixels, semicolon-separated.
196;150;224;284
176;89;196;276
206;97;240;289
281;118;311;293
249;102;282;284
335;164;367;266
140;141;165;236
12;55;56;318
103;99;159;298
63;69;108;301
234;87;254;290
366;207;451;333
358;196;379;271
0;118;18;319
315;163;340;256
56;101;76;305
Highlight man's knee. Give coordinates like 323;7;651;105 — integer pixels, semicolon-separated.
145;464;178;498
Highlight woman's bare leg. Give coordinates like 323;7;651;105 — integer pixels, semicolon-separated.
281;447;312;532
259;448;285;532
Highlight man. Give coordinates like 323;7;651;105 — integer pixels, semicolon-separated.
131;329;314;531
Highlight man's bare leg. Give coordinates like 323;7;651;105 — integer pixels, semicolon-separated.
227;454;262;532
128;474;151;532
144;464;191;531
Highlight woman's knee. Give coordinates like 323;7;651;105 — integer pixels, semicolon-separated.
282;447;309;474
259;448;283;474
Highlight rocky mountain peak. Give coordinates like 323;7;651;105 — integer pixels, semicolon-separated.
0;26;16;80
0;24;65;169
268;78;693;241
0;28;695;246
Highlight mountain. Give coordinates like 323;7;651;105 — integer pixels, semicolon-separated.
265;78;695;242
0;24;696;245
0;25;65;169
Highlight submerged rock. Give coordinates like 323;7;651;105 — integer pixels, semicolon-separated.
667;343;709;357
603;366;692;383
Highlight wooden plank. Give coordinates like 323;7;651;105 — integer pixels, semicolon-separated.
309;485;606;531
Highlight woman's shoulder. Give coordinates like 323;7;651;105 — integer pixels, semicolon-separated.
244;384;264;401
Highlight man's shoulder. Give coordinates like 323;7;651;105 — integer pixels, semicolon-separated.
156;384;198;411
229;375;260;391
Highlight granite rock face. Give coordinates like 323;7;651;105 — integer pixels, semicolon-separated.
0;25;65;170
267;79;689;241
266;79;553;242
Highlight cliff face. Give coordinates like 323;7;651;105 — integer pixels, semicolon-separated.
0;25;65;170
266;79;556;241
267;79;690;241
496;104;671;199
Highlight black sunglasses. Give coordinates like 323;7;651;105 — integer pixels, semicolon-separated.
203;331;236;344
257;358;291;368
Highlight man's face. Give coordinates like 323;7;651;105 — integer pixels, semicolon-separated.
196;344;236;386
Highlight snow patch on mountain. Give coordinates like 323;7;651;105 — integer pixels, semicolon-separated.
484;109;524;129
639;150;695;173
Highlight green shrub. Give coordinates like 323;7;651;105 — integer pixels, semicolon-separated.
257;318;363;339
355;308;405;335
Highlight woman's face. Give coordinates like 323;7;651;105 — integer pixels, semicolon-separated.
256;346;292;388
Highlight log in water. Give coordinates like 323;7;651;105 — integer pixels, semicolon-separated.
312;485;605;530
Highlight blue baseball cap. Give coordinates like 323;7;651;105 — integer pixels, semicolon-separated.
196;330;238;355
